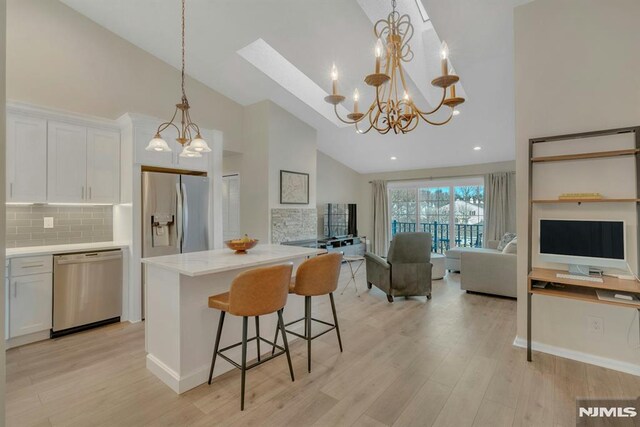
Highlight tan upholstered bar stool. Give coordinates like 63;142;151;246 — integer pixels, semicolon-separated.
273;253;343;373
207;263;295;411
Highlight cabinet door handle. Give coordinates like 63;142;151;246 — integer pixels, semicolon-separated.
82;186;85;200
13;281;16;298
9;182;12;198
89;186;92;200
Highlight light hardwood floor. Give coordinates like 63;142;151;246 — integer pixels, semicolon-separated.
6;266;640;426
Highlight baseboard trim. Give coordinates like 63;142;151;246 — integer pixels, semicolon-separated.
146;324;305;394
513;336;640;376
6;330;50;349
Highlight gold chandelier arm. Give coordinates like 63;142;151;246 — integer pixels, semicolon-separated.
185;110;202;136
412;87;447;116
355;121;374;134
415;108;454;126
368;103;387;133
398;112;420;133
333;105;369;125
156;115;182;136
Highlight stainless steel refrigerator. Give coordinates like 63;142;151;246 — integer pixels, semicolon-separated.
142;171;209;315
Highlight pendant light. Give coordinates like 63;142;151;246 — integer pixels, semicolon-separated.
146;0;211;154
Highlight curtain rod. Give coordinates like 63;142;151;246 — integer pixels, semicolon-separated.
368;172;489;184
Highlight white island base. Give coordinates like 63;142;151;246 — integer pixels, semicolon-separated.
142;244;324;394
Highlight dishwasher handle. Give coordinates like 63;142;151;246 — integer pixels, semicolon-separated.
55;252;122;265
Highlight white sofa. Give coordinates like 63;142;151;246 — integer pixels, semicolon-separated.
445;240;517;298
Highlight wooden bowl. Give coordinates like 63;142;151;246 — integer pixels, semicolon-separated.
225;239;259;254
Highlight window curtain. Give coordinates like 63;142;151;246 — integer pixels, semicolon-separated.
371;180;389;256
484;172;516;245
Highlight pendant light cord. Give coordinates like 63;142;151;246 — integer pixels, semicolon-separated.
181;0;186;100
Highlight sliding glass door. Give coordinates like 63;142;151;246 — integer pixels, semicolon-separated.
389;179;484;253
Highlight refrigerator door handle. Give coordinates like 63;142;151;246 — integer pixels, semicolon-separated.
181;182;189;251
176;182;183;251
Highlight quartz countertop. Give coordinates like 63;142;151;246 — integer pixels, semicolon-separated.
6;241;129;258
142;244;325;277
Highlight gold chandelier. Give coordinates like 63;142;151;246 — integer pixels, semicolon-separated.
146;0;210;157
324;0;464;134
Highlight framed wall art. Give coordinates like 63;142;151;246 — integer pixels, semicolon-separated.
280;170;309;205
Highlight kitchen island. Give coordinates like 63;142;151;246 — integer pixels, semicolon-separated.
142;244;324;393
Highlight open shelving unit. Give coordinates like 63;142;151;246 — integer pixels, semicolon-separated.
526;125;640;362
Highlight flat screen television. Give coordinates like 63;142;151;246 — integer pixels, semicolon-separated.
539;219;625;271
323;203;357;238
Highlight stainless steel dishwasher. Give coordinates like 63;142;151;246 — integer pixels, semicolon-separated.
52;249;123;337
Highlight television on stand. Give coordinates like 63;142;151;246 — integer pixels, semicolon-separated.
319;203;364;256
323;203;357;238
539;219;626;279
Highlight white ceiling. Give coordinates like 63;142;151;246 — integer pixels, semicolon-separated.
60;0;525;173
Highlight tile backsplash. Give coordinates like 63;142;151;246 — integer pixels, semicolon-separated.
6;205;113;248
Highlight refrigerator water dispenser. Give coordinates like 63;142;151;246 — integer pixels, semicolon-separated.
151;213;174;247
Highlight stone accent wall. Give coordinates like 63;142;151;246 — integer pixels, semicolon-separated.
271;208;317;244
6;205;113;248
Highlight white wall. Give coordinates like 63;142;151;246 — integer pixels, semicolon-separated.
229;101;318;242
358;161;515;242
238;102;270;242
6;0;244;153
222;153;242;176
515;0;640;371
316;151;364;237
268;103;317;209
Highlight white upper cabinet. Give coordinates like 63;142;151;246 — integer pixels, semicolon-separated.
87;129;120;203
6;114;47;203
47;121;121;204
47;121;88;203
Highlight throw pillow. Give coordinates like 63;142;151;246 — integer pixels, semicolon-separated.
497;232;517;251
502;238;517;254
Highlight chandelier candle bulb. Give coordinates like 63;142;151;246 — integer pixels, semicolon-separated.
440;41;449;76
353;89;360;113
450;84;456;98
375;39;383;73
331;64;338;95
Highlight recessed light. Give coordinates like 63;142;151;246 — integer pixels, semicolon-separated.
473;146;482;151
390;156;397;160
453;110;460;116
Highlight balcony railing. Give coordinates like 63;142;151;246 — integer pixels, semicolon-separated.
391;220;483;253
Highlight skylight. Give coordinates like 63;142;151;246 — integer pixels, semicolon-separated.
415;0;429;22
237;39;350;128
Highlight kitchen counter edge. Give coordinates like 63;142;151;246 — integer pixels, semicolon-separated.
6;242;130;259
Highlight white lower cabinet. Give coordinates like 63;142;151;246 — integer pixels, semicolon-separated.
6;256;53;340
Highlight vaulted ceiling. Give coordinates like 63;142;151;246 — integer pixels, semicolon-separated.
61;0;527;173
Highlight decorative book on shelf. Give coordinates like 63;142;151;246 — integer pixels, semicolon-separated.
558;192;602;200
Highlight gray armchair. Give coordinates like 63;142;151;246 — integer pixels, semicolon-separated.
364;232;433;302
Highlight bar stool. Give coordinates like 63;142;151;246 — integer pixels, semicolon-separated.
207;263;295;411
273;253;343;373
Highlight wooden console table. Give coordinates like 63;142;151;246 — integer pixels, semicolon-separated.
527;268;640;361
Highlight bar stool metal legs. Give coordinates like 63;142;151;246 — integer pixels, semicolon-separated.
329;293;343;352
273;293;343;373
208;310;294;411
277;309;295;381
208;311;226;385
